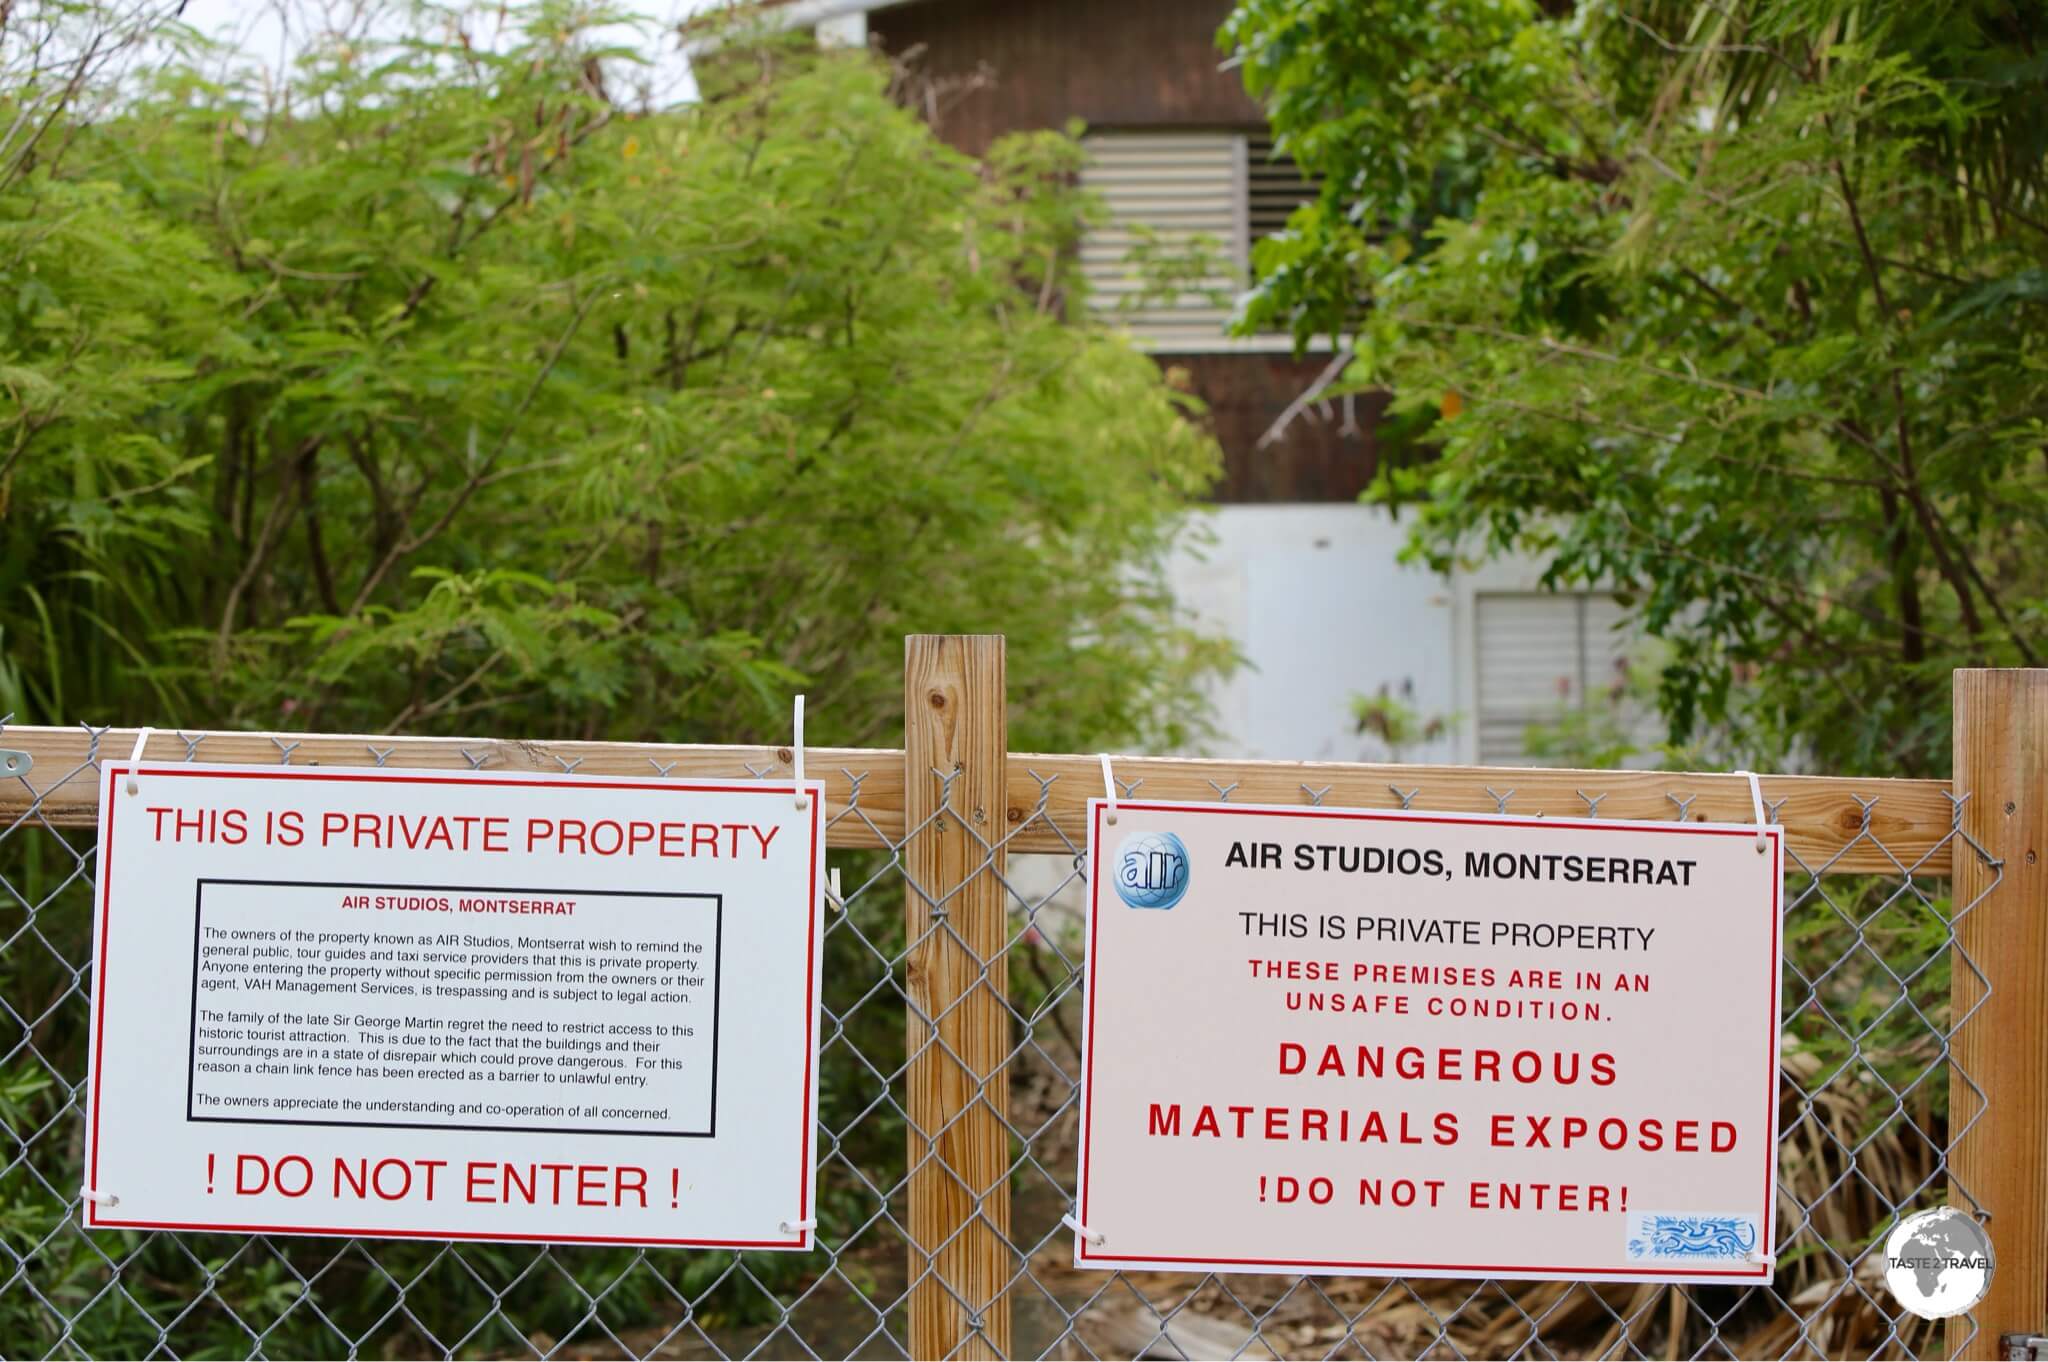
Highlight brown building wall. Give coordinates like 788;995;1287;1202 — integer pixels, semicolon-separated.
870;0;1259;155
868;0;1373;503
1163;354;1385;503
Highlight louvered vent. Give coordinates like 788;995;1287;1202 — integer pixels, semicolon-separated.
1244;133;1318;248
1078;131;1323;348
1475;593;1651;765
1077;131;1242;349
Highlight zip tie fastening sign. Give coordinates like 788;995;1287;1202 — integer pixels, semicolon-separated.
80;1186;119;1208
779;1217;815;1234
1062;1212;1105;1247
123;727;153;796
1735;770;1768;853
791;695;807;810
1099;754;1118;826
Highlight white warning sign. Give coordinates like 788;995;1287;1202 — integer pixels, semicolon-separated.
1075;799;1783;1284
83;761;824;1249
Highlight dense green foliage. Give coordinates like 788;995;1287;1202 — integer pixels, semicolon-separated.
4;4;1227;752
0;5;1231;1353
1223;0;2048;776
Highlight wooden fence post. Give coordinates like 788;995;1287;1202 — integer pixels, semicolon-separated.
1950;669;2047;1360
904;635;1012;1360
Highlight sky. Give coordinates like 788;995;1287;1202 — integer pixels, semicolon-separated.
168;0;714;106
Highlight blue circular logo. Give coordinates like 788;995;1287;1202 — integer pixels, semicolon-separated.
1112;830;1190;910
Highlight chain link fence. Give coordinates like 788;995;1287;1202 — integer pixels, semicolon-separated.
0;720;2000;1359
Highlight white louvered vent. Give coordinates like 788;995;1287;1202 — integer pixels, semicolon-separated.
1079;130;1323;349
1078;131;1242;349
1475;593;1645;765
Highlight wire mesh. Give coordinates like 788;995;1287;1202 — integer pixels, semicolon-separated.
0;722;1998;1359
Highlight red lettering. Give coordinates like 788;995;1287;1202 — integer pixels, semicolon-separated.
272;1156;313;1197
371;1158;411;1200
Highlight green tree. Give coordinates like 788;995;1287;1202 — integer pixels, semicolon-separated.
1222;0;2048;776
0;7;1230;1353
3;3;1229;753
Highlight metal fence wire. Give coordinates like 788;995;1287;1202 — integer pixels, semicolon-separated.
0;720;2001;1360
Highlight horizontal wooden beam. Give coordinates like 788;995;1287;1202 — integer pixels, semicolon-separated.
997;753;1956;877
0;727;1953;875
0;726;904;848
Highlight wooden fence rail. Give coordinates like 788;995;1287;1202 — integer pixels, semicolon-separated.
0;726;1958;876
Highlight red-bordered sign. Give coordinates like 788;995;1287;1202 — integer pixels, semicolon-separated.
85;763;823;1248
1075;799;1782;1283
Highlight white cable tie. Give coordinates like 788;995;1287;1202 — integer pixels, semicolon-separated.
1747;1244;1773;1265
828;867;843;913
1735;769;1767;854
792;694;808;810
1098;754;1118;826
779;1217;815;1234
123;727;153;796
81;1186;120;1208
1062;1212;1105;1248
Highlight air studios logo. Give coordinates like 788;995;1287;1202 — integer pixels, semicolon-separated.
1112;829;1190;910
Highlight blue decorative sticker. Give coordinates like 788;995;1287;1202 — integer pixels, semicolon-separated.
1626;1213;1761;1262
1111;830;1190;910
